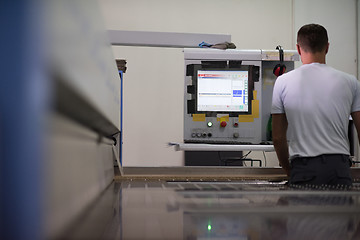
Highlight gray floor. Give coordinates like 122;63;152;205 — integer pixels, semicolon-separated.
61;180;360;240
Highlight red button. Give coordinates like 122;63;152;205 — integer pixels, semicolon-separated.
220;121;227;127
234;122;239;127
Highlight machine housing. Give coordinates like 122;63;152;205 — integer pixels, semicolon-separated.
184;48;299;144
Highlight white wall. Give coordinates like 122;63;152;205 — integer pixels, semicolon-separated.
99;0;358;167
294;0;358;75
99;0;293;166
113;46;185;166
100;0;293;49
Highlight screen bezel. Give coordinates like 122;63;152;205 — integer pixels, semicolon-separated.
194;66;254;116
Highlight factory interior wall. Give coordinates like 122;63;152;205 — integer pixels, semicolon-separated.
294;0;358;75
98;0;359;167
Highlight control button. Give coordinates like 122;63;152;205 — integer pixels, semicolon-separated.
196;133;202;137
191;133;196;138
233;132;239;138
220;121;227;127
233;122;239;127
202;133;207;137
207;133;212;137
207;121;213;127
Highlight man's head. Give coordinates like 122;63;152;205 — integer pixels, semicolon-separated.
297;24;329;53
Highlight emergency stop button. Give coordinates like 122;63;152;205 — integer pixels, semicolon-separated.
220;121;227;127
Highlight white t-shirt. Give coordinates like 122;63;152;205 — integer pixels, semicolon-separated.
271;63;360;159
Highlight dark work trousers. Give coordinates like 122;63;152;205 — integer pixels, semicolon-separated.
290;154;353;186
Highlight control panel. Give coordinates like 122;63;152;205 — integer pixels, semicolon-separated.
183;48;299;144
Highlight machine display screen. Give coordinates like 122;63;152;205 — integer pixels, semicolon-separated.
196;70;250;113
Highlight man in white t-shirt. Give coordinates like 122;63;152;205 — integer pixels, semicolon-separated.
271;23;360;186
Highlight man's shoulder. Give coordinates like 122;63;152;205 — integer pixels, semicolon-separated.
324;65;357;80
275;67;300;82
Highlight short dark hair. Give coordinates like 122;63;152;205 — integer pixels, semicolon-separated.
297;24;328;53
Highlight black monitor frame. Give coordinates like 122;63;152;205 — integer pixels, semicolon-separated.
190;65;254;117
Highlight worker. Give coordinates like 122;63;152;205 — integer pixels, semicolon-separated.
271;23;360;186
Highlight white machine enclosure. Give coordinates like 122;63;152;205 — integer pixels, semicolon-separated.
183;48;299;144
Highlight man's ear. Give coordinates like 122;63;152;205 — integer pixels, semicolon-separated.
296;44;301;55
325;42;329;54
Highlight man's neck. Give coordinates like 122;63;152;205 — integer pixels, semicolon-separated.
300;51;327;65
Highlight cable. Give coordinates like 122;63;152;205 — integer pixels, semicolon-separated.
218;151;252;166
242;151;252;159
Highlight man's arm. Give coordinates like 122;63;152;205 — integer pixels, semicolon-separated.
272;113;290;176
351;111;360;146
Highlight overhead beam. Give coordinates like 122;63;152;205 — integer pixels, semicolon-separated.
108;30;231;48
